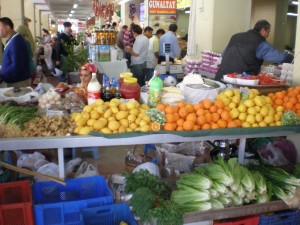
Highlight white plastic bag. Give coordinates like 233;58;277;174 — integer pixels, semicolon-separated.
44;43;53;70
0;87;39;104
35;163;59;182
75;162;99;178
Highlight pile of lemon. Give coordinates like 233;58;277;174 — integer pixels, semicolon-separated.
217;89;283;127
71;98;157;135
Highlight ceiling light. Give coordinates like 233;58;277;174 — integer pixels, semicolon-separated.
292;1;298;5
87;17;91;20
185;10;190;14
287;12;298;16
69;13;72;16
118;0;131;5
73;4;78;8
71;10;74;13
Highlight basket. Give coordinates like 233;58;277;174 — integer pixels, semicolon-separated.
0;180;34;225
33;176;114;225
0;164;10;183
214;215;259;225
259;210;300;225
125;145;154;172
80;203;138;225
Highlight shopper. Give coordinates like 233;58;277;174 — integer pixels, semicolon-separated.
0;17;31;88
42;28;51;44
158;23;181;64
16;25;37;82
117;25;128;57
145;28;165;81
123;23;135;68
215;20;294;81
125;24;149;87
56;21;73;82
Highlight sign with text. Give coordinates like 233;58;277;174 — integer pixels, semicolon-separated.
149;0;177;15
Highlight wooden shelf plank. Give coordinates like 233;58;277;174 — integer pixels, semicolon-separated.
183;200;289;223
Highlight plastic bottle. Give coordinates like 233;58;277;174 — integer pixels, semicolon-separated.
102;82;112;102
120;77;141;101
118;72;133;87
114;84;123;99
148;71;163;108
87;73;101;105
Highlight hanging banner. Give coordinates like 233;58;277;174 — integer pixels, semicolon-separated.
149;0;177;15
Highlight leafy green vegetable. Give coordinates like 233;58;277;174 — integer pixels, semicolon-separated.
281;110;300;126
176;201;212;213
171;186;210;204
176;173;212;190
146;108;166;125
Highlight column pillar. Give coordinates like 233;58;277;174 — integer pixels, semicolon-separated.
1;0;24;28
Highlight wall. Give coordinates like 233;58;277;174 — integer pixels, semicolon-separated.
212;0;252;53
24;0;35;39
177;10;189;37
41;13;49;33
284;16;297;50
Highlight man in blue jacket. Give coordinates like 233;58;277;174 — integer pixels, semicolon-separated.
0;17;31;88
215;20;294;81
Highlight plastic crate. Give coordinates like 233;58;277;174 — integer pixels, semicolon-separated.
0;180;34;225
214;215;259;225
259;210;300;225
80;203;138;225
33;176;114;225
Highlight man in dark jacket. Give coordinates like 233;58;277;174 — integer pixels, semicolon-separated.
215;20;294;81
56;21;74;82
0;17;31;88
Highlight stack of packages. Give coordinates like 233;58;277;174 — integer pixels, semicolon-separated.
199;50;221;76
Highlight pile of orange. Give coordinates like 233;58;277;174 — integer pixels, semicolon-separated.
268;86;300;115
156;99;242;131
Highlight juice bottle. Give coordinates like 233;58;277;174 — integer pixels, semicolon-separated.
148;71;163;108
118;72;133;87
87;73;101;105
120;77;141;101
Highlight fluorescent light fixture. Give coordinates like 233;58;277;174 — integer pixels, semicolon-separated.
71;10;74;13
185;10;190;14
69;13;72;16
287;12;298;16
73;4;78;8
292;1;298;5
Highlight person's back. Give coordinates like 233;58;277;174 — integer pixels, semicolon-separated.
0;17;31;87
215;19;294;81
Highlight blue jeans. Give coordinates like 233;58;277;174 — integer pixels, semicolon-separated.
130;62;146;87
144;68;154;82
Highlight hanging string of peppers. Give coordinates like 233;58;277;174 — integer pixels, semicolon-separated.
129;3;136;21
92;0;114;20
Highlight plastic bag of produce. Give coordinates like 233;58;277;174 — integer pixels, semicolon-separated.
75;162;99;178
257;142;291;166
35;163;59;182
0;87;39;104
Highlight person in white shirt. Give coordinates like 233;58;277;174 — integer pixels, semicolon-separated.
125;24;149;86
145;28;165;81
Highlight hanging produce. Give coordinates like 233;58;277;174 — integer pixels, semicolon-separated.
92;0;114;21
129;3;136;21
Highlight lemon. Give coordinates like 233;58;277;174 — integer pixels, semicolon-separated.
247;107;257;116
116;111;129;120
109;101;118;107
255;105;261;113
252;123;259;127
96;105;108;114
103;108;112;118
242;121;251;128
151;122;161;131
142;115;151;123
74;126;82;134
108;121;120;131
244;99;255;108
119;119;129;128
118;103;127;111
141;104;150;110
101;128;112;134
259;121;267;127
228;102;237;109
264;115;274;124
231;95;240;104
139;120;148;127
238;104;247;113
276;106;284;112
268;108;275;117
76;118;87;127
140;125;150;132
126;102;136;110
83;105;93;113
118;125;126;133
224;90;234;97
111;106;119;114
108;116;116;121
276;121;281;126
81;112;91;120
260;106;269;117
79;126;92;135
255;113;263;123
230;108;239;119
127;114;137;123
126;127;133;132
87;119;97;127
95;99;104;106
238;112;247;121
246;115;256;124
139;108;146;114
90;111;100;120
129;123;138;130
129;108;139;116
93;120;106;130
135;117;142;125
71;112;80;121
74;113;81;122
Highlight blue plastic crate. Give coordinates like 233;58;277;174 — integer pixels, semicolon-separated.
80;203;138;225
33;176;113;225
259;210;300;225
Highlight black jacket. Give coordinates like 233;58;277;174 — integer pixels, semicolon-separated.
215;29;265;81
56;33;74;61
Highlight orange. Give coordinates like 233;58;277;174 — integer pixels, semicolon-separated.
209;105;218;113
295;103;300;110
214;99;225;109
196;108;205;116
194;102;204;111
283;96;289;102
166;113;175;123
212;112;220;122
176;118;185;127
227;120;238;128
217;108;224;114
201;123;211;130
185;103;194;113
183;120;194;131
202;99;212;109
178;107;188;119
177;101;185;108
205;113;213;123
285;102;294;110
171;106;179;113
274;98;283;106
196;115;207;126
156;104;165;111
165;106;174;114
234;119;242;127
193;125;200;130
173;113;180;121
217;119;227;128
221;111;231;121
224;106;231;112
289;97;298;105
211;123;219;129
275;92;284;99
151;122;161;131
186;113;197;123
176;126;184;131
163;123;176;131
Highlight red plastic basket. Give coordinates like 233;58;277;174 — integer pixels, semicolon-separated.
214;215;259;225
0;180;34;225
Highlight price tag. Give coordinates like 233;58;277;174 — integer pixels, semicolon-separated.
47;110;64;117
120;98;136;104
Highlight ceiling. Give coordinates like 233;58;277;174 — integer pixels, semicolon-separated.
31;0;114;20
